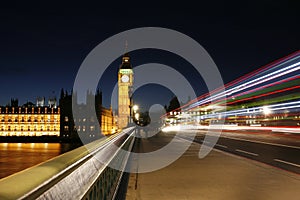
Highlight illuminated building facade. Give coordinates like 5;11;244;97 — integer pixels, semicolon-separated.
101;106;115;135
0;89;116;140
0;103;60;137
118;53;133;129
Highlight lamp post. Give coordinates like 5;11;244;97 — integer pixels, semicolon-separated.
133;105;139;113
134;113;140;121
133;105;139;123
262;106;271;126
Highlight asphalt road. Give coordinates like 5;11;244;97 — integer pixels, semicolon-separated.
189;130;300;174
127;129;300;200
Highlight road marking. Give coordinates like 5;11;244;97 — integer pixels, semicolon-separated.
215;144;228;148
222;136;300;150
274;159;300;168
235;149;258;156
179;136;227;149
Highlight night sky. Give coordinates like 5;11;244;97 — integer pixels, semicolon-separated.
0;1;299;110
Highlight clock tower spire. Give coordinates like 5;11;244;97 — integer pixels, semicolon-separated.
118;45;133;129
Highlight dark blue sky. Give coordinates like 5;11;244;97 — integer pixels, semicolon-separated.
0;1;299;109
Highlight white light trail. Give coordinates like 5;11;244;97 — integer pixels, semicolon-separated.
199;100;300;119
189;61;300;109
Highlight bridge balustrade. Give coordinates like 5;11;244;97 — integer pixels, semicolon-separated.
0;127;135;200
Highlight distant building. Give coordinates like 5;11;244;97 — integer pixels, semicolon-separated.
59;90;75;139
0;99;60;137
101;106;115;135
60;89;116;141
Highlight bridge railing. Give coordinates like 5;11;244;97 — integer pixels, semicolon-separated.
0;127;136;200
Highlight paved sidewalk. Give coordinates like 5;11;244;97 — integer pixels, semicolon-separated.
126;133;300;200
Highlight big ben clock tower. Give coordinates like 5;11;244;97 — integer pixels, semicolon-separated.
118;52;133;129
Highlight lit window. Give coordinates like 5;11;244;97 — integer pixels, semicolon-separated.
64;116;69;122
64;126;69;131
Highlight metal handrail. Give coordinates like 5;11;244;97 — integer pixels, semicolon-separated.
0;127;135;200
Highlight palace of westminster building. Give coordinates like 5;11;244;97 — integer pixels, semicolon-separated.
0;90;114;140
0;52;134;140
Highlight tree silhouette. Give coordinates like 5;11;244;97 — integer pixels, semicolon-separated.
166;96;180;112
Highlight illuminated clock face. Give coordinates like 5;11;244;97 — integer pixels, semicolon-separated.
121;74;129;83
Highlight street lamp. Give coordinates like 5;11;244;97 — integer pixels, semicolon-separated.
133;105;139;113
135;113;140;120
262;106;271;126
130;104;139;124
263;106;271;115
